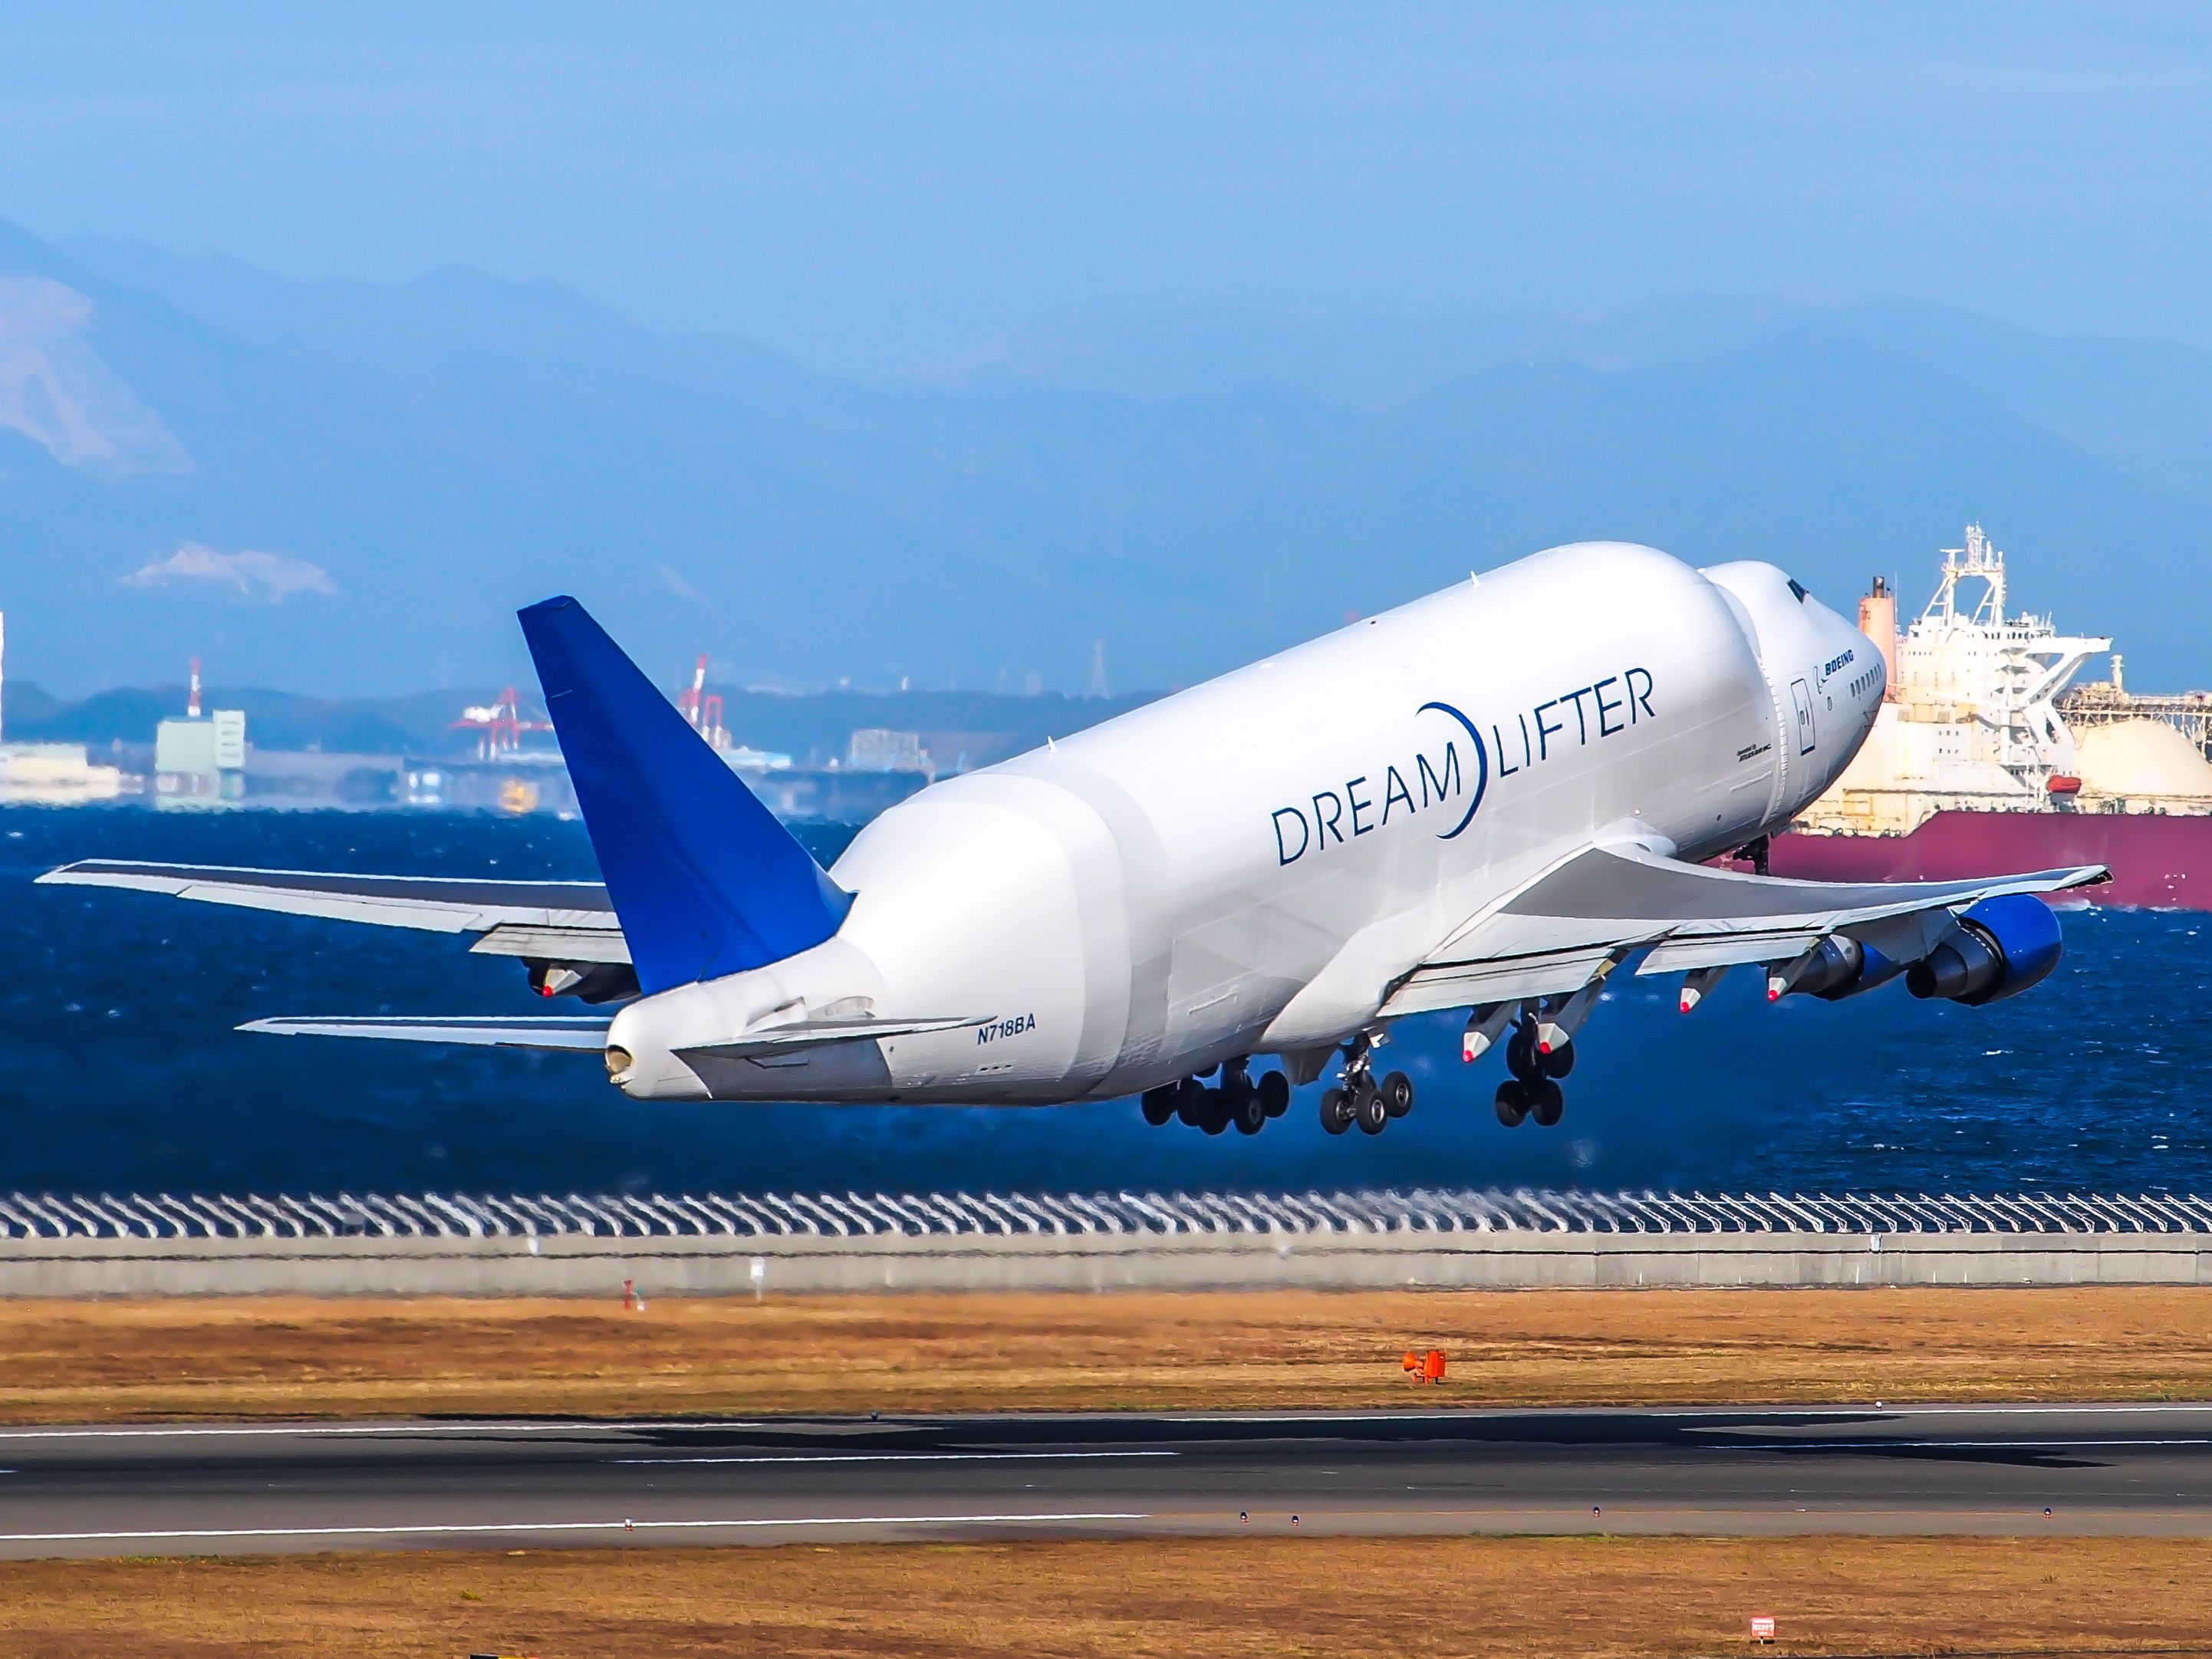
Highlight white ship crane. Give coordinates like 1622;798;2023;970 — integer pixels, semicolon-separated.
1904;523;2111;790
1804;525;2125;833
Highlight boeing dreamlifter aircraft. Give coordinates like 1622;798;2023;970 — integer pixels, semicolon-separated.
45;542;2102;1137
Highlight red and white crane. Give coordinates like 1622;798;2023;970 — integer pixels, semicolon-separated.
453;688;552;759
674;654;727;749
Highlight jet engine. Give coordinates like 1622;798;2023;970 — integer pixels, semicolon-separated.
1771;933;1905;1002
525;960;642;1004
1904;894;2062;1006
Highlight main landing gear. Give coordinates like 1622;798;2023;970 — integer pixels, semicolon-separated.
1140;1059;1290;1137
1318;1033;1414;1137
1493;1015;1570;1129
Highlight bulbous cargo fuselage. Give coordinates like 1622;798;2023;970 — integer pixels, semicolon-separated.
608;541;1880;1102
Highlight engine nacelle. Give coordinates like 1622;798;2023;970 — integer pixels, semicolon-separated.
526;960;642;1004
1772;933;1905;1002
1904;894;2062;1006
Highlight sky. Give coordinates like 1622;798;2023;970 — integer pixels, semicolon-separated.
5;3;2210;376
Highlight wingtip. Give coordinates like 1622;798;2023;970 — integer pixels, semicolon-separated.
31;861;107;886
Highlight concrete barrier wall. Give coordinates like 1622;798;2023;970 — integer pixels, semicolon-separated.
5;1227;2212;1297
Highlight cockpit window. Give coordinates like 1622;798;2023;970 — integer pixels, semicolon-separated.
1786;578;1809;603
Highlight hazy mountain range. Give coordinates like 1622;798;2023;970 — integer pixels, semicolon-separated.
4;214;2209;699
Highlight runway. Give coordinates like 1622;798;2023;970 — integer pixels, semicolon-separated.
5;1404;2212;1556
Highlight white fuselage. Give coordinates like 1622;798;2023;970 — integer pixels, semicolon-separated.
608;542;1881;1104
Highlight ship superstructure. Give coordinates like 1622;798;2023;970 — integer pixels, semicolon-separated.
1802;525;2122;833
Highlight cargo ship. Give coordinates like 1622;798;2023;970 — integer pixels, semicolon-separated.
1759;525;2212;909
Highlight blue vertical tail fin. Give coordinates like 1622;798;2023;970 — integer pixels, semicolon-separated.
518;597;851;994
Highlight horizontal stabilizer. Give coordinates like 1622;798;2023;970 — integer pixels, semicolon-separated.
520;596;854;993
674;1012;992;1060
239;1015;613;1050
39;860;623;951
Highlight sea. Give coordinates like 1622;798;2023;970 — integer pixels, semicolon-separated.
2;805;2204;1198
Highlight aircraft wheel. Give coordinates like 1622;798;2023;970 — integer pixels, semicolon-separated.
1542;1041;1575;1080
1232;1088;1267;1134
1175;1077;1208;1127
1528;1077;1565;1127
1259;1071;1291;1118
1506;1022;1542;1083
1199;1091;1230;1135
1319;1087;1355;1135
1355;1085;1389;1135
1493;1079;1529;1127
1380;1069;1414;1118
1141;1086;1177;1127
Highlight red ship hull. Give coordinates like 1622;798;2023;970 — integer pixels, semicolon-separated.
1769;811;2212;910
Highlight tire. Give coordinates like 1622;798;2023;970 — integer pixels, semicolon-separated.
1355;1085;1388;1135
1199;1094;1229;1135
1319;1086;1353;1135
1259;1071;1291;1118
1506;1022;1539;1082
1528;1077;1564;1127
1542;1041;1575;1080
1175;1077;1207;1127
1233;1088;1267;1134
1380;1069;1414;1118
1141;1086;1177;1127
1493;1079;1529;1127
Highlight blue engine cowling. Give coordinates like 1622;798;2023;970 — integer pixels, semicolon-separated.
1904;894;2063;1006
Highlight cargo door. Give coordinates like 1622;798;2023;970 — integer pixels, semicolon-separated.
1789;677;1817;755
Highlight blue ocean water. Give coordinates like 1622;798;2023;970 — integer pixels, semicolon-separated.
1;805;2203;1197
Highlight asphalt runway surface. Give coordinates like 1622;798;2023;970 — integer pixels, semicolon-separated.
5;1404;2212;1556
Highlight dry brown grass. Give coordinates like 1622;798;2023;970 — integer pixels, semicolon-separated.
5;1536;2212;1657
3;1285;2212;1422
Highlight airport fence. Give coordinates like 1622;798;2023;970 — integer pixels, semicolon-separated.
7;1190;2212;1295
1;1187;2210;1241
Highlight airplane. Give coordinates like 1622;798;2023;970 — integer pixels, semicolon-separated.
41;541;2102;1139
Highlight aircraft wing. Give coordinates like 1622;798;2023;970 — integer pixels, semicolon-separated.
38;860;629;964
1381;843;2108;1015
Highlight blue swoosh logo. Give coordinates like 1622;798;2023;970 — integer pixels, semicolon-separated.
1415;700;1488;839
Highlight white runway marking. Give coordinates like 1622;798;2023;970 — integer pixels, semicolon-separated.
611;1450;1178;1466
1645;1404;2212;1420
0;1511;1147;1545
1155;1415;1506;1433
1874;1404;2212;1417
1715;1437;2212;1452
0;1420;765;1443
